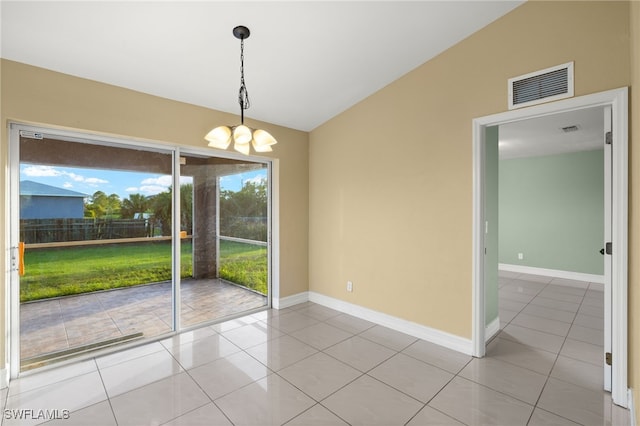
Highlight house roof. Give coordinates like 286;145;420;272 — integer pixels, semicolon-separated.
20;180;88;198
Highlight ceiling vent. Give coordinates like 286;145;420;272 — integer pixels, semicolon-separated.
508;62;574;110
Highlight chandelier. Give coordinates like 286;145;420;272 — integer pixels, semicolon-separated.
205;25;277;155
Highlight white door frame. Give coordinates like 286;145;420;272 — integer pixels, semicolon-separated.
471;87;628;407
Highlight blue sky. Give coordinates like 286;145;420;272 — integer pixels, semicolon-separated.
20;164;267;199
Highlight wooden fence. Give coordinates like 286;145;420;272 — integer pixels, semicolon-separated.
20;218;150;244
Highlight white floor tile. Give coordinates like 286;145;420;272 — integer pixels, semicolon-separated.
215;374;315;426
188;351;270;400
38;401;117;426
109;372;209;426
459;357;547;405
100;349;183;397
406;405;465;425
322;375;423;426
359;325;417;351
402;340;472;374
429;376;533;426
167;333;240;370
161;403;232;426
278;352;361;401
324;335;395;372
289;323;352;350
245;334;317;371
5;372;107;426
499;324;565;353
486;337;557;375
286;404;349;425
537;377;609;425
369;353;453;403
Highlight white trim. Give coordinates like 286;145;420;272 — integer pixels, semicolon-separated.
499;263;604;284
309;292;473;355
0;368;8;389
472;87;628;407
485;317;500;342
628;388;636;426
273;292;308;310
269;159;280;310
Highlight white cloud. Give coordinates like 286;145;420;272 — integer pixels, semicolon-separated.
139;185;167;195
22;165;61;177
22;165;109;185
125;187;139;193
85;177;109;184
245;175;267;185
141;175;172;187
62;182;73;188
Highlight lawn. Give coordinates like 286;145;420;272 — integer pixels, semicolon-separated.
20;239;267;302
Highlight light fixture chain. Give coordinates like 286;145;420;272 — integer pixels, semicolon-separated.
238;37;250;122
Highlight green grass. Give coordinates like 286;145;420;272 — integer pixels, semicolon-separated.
218;241;268;295
20;240;267;302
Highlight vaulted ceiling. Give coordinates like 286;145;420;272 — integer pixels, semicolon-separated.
1;1;524;132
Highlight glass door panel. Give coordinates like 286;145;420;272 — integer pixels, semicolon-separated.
179;153;269;328
19;135;174;370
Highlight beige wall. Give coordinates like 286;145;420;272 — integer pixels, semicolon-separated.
0;59;309;367
311;1;630;339
629;1;639;421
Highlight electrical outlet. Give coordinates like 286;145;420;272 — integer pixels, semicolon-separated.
347;281;353;292
518;253;524;260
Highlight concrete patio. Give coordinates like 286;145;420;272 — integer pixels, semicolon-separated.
20;279;267;365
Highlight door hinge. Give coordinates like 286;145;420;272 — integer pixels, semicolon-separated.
605;242;612;255
605;131;612;145
606;352;612;366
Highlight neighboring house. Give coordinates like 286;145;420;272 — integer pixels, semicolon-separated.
20;180;87;219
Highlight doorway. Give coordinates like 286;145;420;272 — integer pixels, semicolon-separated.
471;87;628;407
8;124;273;376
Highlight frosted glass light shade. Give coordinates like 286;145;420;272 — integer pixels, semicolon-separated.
233;125;252;145
205;126;232;149
252;129;277;148
252;140;273;152
234;139;251;155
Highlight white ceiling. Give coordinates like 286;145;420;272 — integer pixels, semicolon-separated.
0;1;524;132
499;107;605;160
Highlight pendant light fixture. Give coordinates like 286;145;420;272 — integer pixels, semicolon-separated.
205;25;277;155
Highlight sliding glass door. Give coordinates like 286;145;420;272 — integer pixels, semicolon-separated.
179;152;269;328
10;126;271;374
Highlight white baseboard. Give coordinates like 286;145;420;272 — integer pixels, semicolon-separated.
485;317;500;342
308;291;473;355
273;292;309;310
629;388;637;426
499;263;604;284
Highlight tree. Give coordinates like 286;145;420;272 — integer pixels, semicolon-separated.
84;191;121;218
121;193;150;219
220;179;268;240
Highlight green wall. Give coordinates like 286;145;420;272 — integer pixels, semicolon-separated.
485;126;499;326
499;149;604;275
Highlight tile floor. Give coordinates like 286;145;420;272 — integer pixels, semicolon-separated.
2;272;631;425
20;279;266;361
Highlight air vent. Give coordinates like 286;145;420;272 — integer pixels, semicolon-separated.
508;62;574;110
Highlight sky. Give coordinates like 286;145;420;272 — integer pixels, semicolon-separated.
20;163;267;200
